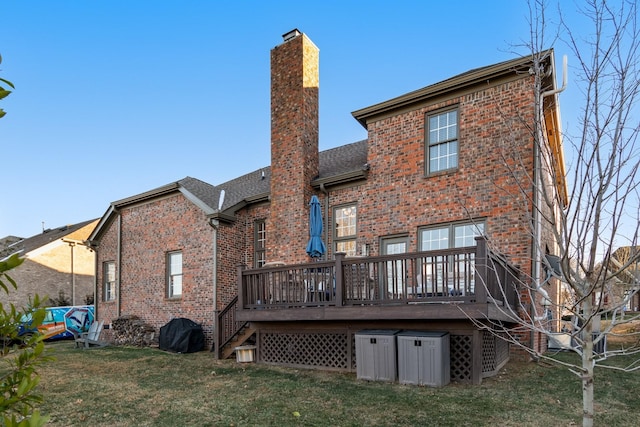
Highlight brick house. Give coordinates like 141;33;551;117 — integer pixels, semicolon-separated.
89;29;566;383
595;246;640;312
1;219;99;308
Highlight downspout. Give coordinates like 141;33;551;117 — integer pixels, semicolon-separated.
320;183;329;260
532;55;567;335
85;239;98;319
93;245;98;318
210;190;223;353
209;218;219;353
117;213;122;318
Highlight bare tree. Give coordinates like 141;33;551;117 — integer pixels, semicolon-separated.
469;1;640;426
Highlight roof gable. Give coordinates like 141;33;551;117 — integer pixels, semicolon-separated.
352;50;554;127
0;219;98;260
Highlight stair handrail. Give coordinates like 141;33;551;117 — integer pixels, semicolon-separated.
215;295;248;359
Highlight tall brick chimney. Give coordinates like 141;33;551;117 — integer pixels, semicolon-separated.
268;29;319;263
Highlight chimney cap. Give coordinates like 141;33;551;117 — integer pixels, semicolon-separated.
282;29;302;42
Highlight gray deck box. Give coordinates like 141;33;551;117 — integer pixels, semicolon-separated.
355;330;400;382
397;331;450;386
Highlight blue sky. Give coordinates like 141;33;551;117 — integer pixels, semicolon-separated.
1;1;585;239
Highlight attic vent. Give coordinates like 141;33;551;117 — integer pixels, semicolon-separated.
282;29;301;42
218;190;225;211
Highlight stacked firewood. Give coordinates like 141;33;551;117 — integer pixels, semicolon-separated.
111;315;157;347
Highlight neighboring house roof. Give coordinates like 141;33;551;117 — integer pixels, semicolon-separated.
0;235;23;249
0;219;99;260
601;246;640;286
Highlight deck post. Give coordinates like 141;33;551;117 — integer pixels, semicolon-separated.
472;328;484;385
334;252;345;306
475;237;488;304
237;263;247;309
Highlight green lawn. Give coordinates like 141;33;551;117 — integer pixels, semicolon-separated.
33;341;640;426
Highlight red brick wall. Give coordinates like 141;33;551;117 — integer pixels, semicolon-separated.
269;32;319;264
242;74;539;287
95;218;118;329
351;79;536;274
94;49;551;356
314;77;538;352
95;193;215;347
215;203;270;310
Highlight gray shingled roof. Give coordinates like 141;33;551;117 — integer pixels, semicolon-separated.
0;219;98;260
178;139;368;214
318;140;367;179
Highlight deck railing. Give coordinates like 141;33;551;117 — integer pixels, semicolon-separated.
238;237;520;310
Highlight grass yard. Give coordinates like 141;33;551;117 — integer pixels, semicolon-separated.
31;341;640;426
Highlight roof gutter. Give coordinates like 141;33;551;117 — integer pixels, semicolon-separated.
311;169;368;189
209;192;271;224
352;53;540;127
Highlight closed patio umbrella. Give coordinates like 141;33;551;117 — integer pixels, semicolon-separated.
306;195;326;258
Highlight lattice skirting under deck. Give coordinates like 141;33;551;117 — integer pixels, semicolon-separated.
258;329;509;382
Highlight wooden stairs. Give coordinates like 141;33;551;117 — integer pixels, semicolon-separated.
215;296;257;360
220;324;256;360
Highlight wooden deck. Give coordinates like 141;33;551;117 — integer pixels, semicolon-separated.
236;237;520;323
214;238;519;382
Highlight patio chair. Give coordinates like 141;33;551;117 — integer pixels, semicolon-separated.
74;320;107;349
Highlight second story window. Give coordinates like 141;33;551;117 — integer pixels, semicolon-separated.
167;251;183;298
103;261;116;302
426;108;458;174
334;204;357;257
254;220;266;268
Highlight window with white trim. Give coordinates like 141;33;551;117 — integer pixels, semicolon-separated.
419;221;484;251
334;204;357;257
426;108;459;174
418;221;485;296
167;251;183;298
103;261;116;302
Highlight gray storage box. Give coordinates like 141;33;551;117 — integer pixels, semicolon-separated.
355;330;400;382
397;331;450;387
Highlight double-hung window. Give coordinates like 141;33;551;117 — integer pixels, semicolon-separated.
103;261;116;302
167;251;183;298
254;220;266;268
334;204;357;257
426;108;459;174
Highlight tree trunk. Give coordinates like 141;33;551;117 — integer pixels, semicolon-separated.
581;298;595;427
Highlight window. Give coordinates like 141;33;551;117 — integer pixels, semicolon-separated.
334;204;357;256
254;220;266;268
103;262;116;302
167;251;183;298
381;236;409;298
426;108;458;174
420;221;484;251
418;221;485;296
